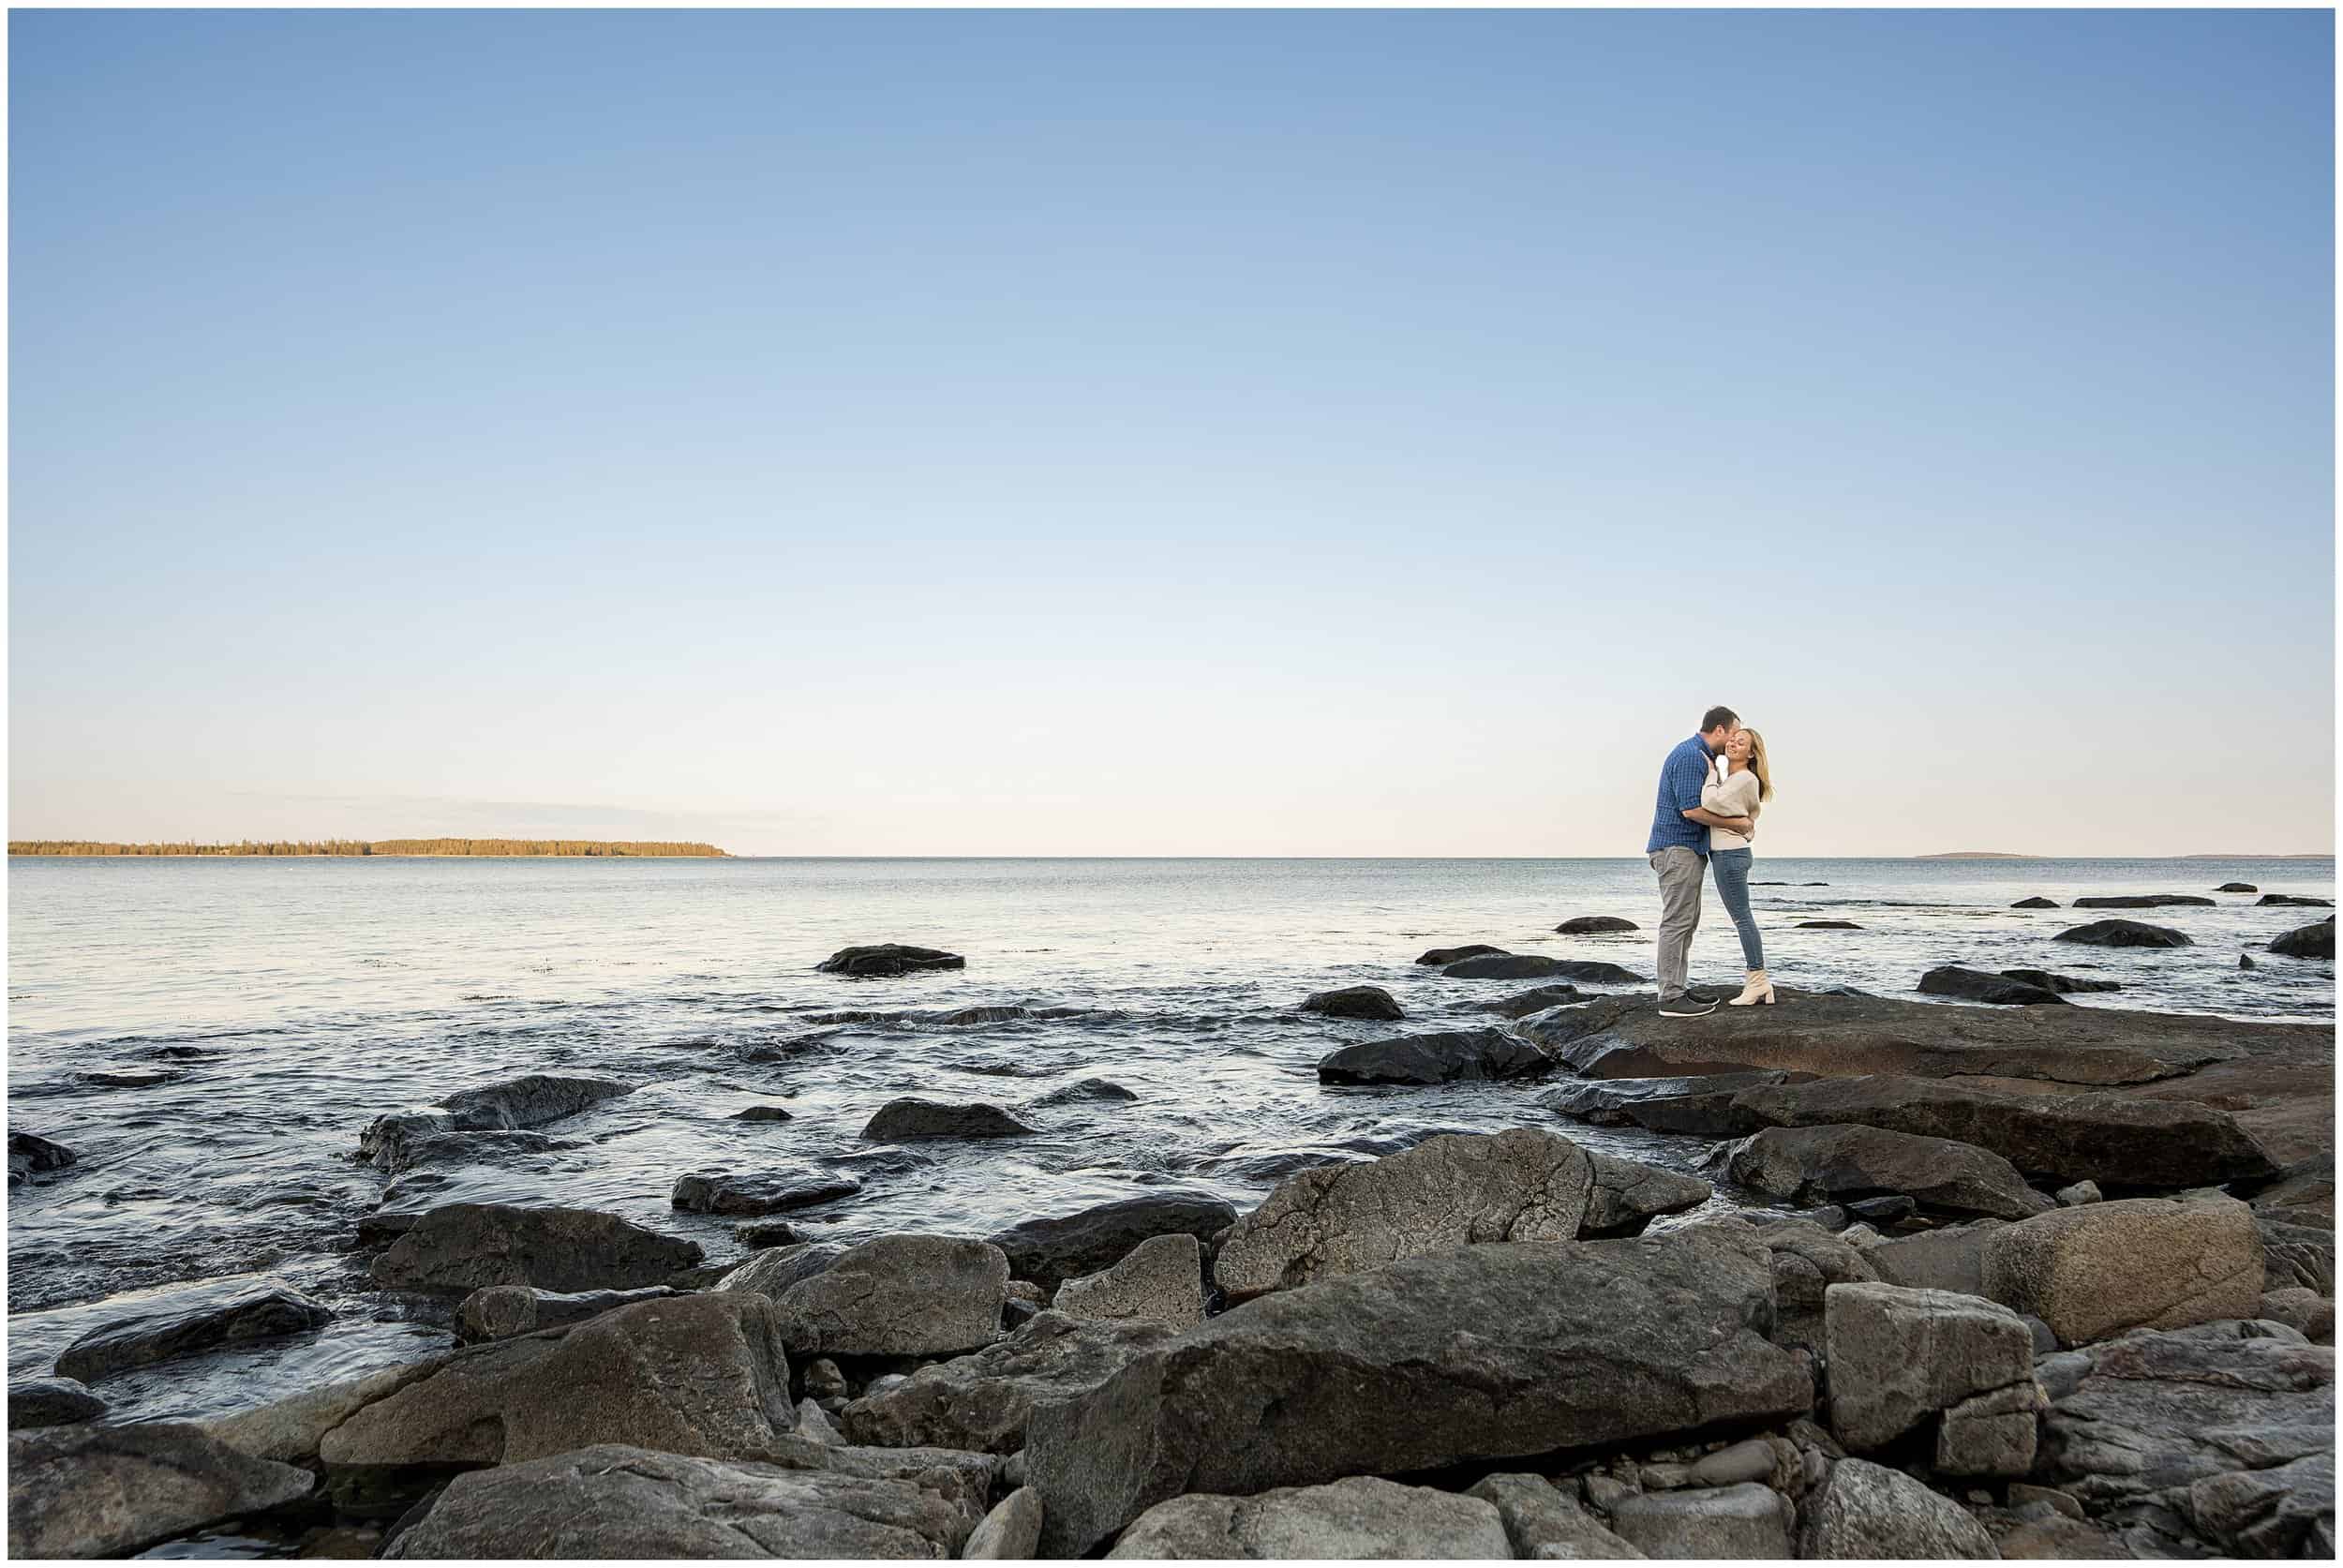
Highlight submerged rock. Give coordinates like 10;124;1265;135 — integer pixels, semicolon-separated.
368;1202;704;1292
2072;894;2216;908
1980;1195;2265;1346
769;1235;1007;1358
2000;967;2122;994
7;1130;76;1187
1027;1077;1139;1107
379;1443;983;1559
988;1194;1238;1295
1297;985;1404;1022
1025;1224;1813;1554
2269;917;2336;961
1107;1476;1511;1560
671;1169;863;1215
861;1098;1035;1141
1797;919;1863;930
9;1422;315;1558
1542;1069;1800;1139
2053;918;2193;948
814;944;965;977
842;1311;1178;1456
1316;1027;1549;1085
1712;1124;2052;1220
54;1278;334;1382
1917;965;2067;1006
730;1104;795;1122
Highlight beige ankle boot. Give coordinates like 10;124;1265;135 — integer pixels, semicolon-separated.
1729;969;1775;1006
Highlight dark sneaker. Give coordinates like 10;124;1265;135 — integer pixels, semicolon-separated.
1658;995;1718;1018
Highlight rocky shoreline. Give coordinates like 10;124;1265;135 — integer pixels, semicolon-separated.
8;939;2336;1560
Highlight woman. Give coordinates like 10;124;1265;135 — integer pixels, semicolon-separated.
1703;727;1775;1005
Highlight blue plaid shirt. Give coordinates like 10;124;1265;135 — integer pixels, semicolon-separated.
1646;735;1719;857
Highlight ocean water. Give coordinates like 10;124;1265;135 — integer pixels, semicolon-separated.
7;854;2334;1427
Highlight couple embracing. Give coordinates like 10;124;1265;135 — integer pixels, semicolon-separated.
1645;704;1775;1017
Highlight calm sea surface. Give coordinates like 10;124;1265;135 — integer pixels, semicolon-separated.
7;855;2334;1426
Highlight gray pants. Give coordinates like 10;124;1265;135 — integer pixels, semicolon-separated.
1649;846;1705;1001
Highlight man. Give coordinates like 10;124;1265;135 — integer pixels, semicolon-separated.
1646;706;1756;1017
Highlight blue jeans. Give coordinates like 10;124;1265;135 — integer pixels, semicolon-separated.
1709;847;1764;970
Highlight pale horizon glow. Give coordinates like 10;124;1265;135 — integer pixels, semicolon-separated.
9;10;2335;858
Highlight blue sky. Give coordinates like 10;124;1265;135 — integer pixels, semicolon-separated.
10;9;2334;855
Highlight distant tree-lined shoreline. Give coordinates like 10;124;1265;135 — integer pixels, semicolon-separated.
8;840;729;858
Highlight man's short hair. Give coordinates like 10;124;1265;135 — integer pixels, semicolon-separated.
1700;705;1739;734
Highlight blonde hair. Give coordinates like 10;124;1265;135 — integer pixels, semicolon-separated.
1741;728;1775;803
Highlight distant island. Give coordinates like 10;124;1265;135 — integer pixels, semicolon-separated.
1918;851;2034;859
9;839;728;858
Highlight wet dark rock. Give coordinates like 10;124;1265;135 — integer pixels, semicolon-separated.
2242;953;2257;970
371;1129;570;1176
1711;1125;2052;1220
2011;896;2061;908
1414;943;1508;965
988;1194;1240;1295
2258;893;2334;907
321;1293;798;1470
1316;1027;1549;1086
378;1442;985;1559
2217;884;2260;894
8;1130;77;1187
1024;1223;1813;1555
357;1075;633;1172
861;1098;1035;1142
1918;966;2067;1006
1110;1475;1512;1559
842;1310;1176;1455
1476;983;1589;1018
1734;1075;2279;1187
1555;916;1638;934
7;1377;106;1429
2000;968;2122;994
77;1067;186;1089
815;944;966;978
769;1235;1009;1358
1581;1150;1713;1237
55;1278;334;1382
736;1218;807;1248
717;1242;849;1300
826;1145;938;1177
8;1421;315;1557
2052;918;2192;948
1026;1077;1138;1108
1847;1194;1918;1226
731;1105;795;1122
1442;953;1647;983
455;1284;678;1344
368;1202;704;1292
2072;894;2216;909
1296;985;1404;1022
1797;919;1863;930
1542;1069;1804;1140
2269;917;2336;961
671;1169;863;1216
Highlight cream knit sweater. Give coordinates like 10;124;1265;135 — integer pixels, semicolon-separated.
1703;759;1762;851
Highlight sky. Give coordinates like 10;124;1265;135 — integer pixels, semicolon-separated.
8;9;2335;857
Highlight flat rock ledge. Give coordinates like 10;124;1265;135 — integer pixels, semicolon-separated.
815;944;966;978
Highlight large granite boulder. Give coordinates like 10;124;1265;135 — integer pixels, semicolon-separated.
2037;1322;2335;1557
1544;1070;1802;1139
9;1421;315;1557
1297;985;1404;1022
1918;965;2068;1006
770;1235;1007;1357
2053;918;2192;948
1025;1224;1814;1554
1106;1476;1511;1559
380;1443;981;1558
319;1292;796;1469
861;1098;1035;1141
369;1202;704;1292
1823;1281;2037;1457
53;1277;334;1381
7;1377;106;1430
456;1283;678;1343
358;1074;633;1172
1797;1457;1997;1558
1711;1124;2052;1220
1054;1233;1204;1328
1731;1075;2278;1187
1315;1028;1549;1085
8;1130;76;1187
1980;1196;2264;1346
987;1194;1239;1295
842;1310;1175;1456
2269;917;2336;960
815;944;965;977
672;1168;863;1215
1212;1127;1593;1301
